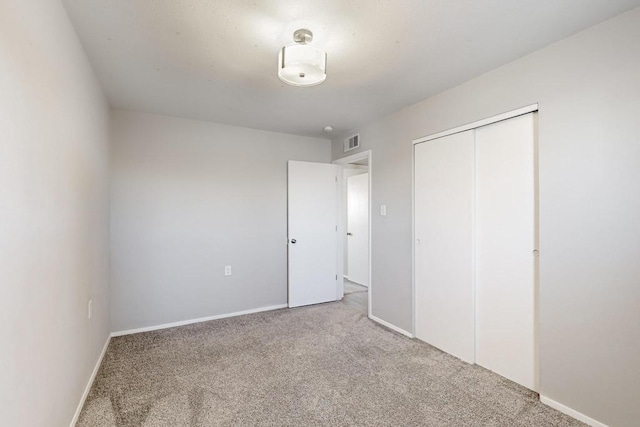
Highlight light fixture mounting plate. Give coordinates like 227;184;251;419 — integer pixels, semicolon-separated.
293;29;313;44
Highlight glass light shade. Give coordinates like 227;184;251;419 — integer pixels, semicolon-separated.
278;44;327;87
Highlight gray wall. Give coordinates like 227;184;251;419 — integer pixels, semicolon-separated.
110;110;331;332
332;7;640;427
0;1;111;425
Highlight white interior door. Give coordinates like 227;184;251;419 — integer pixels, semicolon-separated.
288;161;339;308
414;131;475;363
347;173;369;286
475;113;537;390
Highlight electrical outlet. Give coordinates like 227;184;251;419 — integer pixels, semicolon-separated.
380;204;387;216
224;265;232;276
88;299;93;320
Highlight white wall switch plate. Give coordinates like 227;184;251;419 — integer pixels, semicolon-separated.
380;204;387;216
224;265;232;276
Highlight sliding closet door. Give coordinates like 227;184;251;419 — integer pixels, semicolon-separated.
475;113;537;390
415;131;475;363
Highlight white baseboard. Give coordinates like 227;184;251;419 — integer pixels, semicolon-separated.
347;278;369;288
70;335;111;427
540;395;608;427
369;314;414;338
111;304;289;337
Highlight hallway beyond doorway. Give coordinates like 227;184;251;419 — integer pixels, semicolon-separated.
342;278;368;314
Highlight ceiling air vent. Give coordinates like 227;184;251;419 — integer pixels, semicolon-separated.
344;134;360;152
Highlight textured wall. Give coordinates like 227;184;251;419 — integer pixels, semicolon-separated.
110;110;331;332
332;8;640;426
0;1;111;425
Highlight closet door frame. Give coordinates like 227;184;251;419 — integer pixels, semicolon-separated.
411;103;538;372
412;104;538;146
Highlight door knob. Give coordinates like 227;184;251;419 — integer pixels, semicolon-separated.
346;233;353;236
290;239;296;244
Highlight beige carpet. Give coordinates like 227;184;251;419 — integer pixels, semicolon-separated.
78;302;585;426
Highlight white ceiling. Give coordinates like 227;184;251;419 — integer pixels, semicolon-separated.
62;0;640;138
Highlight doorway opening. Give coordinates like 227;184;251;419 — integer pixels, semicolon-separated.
334;150;372;316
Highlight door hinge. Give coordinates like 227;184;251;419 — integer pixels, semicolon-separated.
335;225;337;231
336;274;338;280
335;176;338;182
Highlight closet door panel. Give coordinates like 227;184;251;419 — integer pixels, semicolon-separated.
415;131;475;363
475;114;536;390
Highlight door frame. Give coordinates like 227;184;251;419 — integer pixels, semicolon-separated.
333;150;372;317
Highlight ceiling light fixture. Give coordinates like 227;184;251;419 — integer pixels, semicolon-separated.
278;29;326;87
